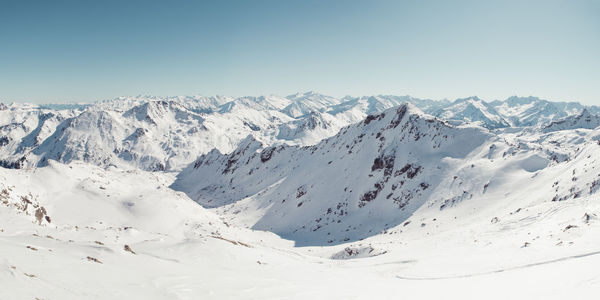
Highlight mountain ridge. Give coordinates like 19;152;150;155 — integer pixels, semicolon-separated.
1;93;599;171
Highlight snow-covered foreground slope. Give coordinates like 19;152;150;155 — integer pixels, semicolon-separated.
3;158;600;299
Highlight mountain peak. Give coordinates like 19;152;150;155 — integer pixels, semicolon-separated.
454;96;483;103
286;91;331;100
439;97;509;129
504;96;543;106
579;108;591;117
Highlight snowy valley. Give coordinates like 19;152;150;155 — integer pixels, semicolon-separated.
2;93;600;299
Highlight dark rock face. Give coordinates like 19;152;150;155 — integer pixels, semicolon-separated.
0;136;10;147
260;147;276;163
364;112;385;125
0;156;26;169
371;153;394;175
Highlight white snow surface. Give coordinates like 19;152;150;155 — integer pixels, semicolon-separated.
3;154;600;299
2;93;600;299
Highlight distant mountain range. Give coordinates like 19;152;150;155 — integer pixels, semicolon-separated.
1;92;598;171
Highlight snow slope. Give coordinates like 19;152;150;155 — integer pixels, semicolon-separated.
3;138;600;298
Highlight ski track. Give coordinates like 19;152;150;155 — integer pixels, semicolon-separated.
396;250;600;280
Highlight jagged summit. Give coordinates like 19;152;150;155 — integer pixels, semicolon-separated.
454;96;483;103
436;96;510;129
123;100;204;125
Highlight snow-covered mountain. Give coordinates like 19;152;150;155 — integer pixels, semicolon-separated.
174;102;600;246
95;94;233;113
491;96;600;127
3;94;600;298
0;94;597;171
0;98;293;171
0;103;81;168
282;91;342;118
173;104;500;245
1;94;598;171
433;96;510;129
542;109;600;133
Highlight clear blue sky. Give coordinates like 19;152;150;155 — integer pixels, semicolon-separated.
1;0;598;104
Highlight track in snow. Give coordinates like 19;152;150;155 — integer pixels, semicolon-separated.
395;250;600;280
